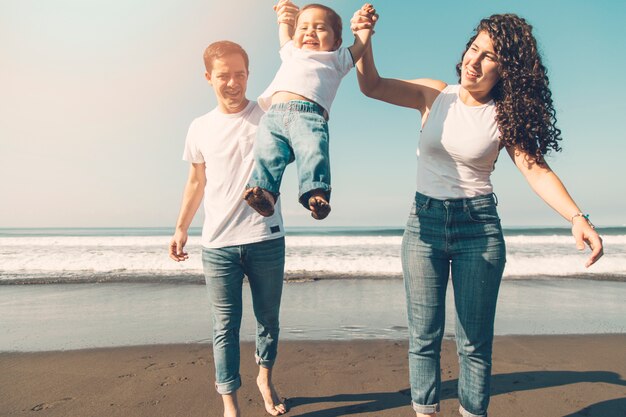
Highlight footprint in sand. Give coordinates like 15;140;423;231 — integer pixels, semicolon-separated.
188;357;209;366
137;399;161;407
160;376;189;386
31;397;74;411
144;362;177;371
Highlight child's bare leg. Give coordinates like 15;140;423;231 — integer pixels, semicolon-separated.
257;366;286;416
308;190;331;220
244;187;275;217
222;392;240;417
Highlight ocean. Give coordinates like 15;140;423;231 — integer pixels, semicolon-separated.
1;227;625;350
1;226;625;284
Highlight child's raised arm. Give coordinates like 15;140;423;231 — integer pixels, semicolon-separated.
273;0;299;47
348;4;377;62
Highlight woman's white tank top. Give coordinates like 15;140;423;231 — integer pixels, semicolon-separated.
416;84;501;199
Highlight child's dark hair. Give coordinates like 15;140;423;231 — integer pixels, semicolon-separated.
296;4;343;47
203;40;249;73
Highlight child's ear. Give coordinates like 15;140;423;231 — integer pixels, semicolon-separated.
205;71;212;85
333;38;342;50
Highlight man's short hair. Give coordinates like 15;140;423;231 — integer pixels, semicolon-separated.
203;41;250;73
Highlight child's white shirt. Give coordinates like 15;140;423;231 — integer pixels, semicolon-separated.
258;40;354;114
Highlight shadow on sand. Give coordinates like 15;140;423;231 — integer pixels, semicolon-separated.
286;370;626;417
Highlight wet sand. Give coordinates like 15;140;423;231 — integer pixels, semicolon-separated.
1;335;625;417
2;279;626;351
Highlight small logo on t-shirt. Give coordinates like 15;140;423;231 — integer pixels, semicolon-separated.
270;225;281;234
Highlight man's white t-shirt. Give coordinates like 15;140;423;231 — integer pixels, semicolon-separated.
258;40;354;114
183;101;284;248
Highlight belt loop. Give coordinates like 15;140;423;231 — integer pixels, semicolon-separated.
463;198;468;211
425;197;431;209
492;192;499;206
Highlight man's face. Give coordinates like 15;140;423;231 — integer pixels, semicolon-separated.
205;53;249;114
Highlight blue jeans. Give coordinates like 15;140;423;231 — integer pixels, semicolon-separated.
248;100;331;208
201;237;285;395
401;192;506;417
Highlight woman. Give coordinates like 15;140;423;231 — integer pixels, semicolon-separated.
351;11;603;417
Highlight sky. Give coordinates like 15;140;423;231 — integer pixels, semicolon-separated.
2;0;625;228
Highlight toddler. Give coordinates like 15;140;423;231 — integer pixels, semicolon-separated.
244;1;376;220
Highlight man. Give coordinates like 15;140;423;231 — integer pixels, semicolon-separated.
169;40;286;417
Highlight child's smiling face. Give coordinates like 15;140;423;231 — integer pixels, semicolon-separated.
293;7;340;51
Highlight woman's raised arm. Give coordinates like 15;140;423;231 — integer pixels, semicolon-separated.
351;8;446;114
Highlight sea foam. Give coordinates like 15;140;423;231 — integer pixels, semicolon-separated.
1;231;624;283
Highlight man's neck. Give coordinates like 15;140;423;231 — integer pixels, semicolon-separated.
218;99;250;114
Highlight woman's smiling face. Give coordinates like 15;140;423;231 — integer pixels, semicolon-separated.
460;31;501;102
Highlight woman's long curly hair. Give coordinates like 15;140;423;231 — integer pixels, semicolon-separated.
456;14;562;162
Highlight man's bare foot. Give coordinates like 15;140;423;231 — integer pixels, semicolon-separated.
308;194;331;220
257;370;286;416
244;187;275;217
222;392;240;417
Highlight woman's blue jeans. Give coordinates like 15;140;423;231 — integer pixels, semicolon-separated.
401;192;506;417
201;237;285;395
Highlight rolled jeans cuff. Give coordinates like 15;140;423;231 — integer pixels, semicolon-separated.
459;405;487;417
412;401;439;414
298;182;331;208
255;353;276;369
246;180;280;197
215;375;241;395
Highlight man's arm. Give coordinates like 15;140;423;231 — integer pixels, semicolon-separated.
274;0;299;47
169;162;206;262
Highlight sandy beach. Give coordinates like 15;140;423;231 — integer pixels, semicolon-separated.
1;335;625;417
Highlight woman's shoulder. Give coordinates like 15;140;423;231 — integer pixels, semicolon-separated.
441;84;459;93
419;80;450;109
431;84;462;104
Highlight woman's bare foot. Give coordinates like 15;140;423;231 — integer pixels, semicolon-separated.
244;187;275;217
308;194;331;220
222;392;240;417
257;367;286;416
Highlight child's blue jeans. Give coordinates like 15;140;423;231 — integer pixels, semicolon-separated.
249;100;331;208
